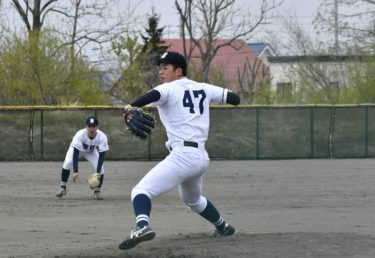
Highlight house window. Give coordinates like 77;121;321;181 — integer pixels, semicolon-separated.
276;82;292;99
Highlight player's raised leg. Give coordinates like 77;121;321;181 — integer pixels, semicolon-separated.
119;193;155;250
119;156;191;250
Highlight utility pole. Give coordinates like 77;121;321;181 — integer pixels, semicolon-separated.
334;0;339;54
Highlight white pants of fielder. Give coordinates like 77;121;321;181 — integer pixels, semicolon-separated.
62;146;105;174
131;142;209;213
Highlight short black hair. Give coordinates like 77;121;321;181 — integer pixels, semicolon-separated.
171;64;187;76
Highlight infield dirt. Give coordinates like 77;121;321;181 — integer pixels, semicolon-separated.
1;159;375;257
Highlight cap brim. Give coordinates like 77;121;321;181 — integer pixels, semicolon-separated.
150;57;161;66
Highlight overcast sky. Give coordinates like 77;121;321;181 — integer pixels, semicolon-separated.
0;0;331;45
1;0;362;48
0;0;336;64
134;0;323;41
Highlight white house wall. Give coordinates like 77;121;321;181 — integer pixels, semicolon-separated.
269;60;357;91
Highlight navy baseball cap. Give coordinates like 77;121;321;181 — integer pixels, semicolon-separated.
151;51;187;72
86;116;99;126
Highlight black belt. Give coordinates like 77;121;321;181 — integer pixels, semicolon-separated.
169;141;198;151
183;141;198;148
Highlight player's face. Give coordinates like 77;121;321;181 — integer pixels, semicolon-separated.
86;125;98;138
159;63;182;83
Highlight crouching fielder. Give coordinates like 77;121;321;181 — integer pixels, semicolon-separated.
56;116;109;200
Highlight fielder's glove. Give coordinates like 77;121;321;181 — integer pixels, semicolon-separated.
123;107;156;139
87;173;101;190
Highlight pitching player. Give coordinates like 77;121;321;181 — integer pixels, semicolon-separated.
119;51;240;250
56;116;109;200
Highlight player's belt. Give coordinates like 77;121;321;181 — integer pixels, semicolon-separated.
183;141;198;148
169;141;198;151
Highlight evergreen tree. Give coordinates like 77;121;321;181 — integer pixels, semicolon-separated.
141;10;168;57
111;10;168;103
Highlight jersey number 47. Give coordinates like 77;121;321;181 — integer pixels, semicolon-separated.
183;90;206;114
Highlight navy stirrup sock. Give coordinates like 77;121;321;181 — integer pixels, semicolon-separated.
61;169;70;189
199;200;226;231
133;194;152;228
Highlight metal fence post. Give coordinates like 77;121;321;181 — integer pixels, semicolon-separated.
256;108;260;159
29;110;35;160
365;106;368;157
41;110;44;160
310;108;314;158
328;107;336;158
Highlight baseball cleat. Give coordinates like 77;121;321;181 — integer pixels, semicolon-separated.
119;226;156;250
56;188;67;198
93;191;103;200
209;223;236;238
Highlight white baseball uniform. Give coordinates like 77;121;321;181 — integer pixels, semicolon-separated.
62;128;109;174
131;77;228;213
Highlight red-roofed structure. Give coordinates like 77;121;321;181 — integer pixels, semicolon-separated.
161;38;269;92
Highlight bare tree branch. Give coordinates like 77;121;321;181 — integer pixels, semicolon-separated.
12;0;31;31
175;0;283;82
315;0;375;52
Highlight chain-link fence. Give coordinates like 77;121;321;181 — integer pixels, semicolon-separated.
1;105;374;161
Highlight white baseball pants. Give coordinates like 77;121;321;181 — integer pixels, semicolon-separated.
131;142;209;213
62;146;105;174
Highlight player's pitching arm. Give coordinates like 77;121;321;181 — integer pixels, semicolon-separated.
125;89;240;110
124;90;161;111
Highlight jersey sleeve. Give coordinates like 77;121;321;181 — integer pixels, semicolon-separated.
71;131;85;152
150;83;170;106
97;134;109;152
130;89;161;107
209;85;228;104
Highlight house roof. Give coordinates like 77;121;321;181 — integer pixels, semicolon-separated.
161;38;267;86
248;43;268;56
248;42;276;57
268;55;366;63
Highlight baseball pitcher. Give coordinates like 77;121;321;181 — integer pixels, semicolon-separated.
119;51;240;250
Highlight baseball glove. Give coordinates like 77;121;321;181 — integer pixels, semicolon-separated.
87;173;101;190
123;107;156;139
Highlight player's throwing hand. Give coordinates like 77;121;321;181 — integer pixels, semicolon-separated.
72;172;79;182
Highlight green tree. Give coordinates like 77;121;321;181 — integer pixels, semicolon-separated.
140;10;168;90
110;11;167;103
140;9;168;57
343;54;375;103
111;34;148;102
0;31;105;105
235;56;272;104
